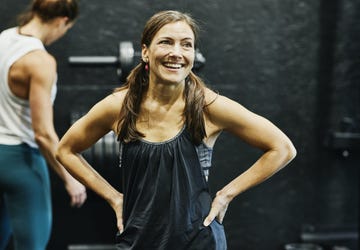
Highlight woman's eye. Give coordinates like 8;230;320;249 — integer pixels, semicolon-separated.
183;42;193;48
159;40;171;45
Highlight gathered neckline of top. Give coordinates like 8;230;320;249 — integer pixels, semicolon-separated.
138;125;186;145
136;126;213;149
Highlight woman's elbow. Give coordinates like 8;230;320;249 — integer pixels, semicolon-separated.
55;143;67;164
282;139;297;164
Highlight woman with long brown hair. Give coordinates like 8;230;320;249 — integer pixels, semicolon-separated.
57;10;296;249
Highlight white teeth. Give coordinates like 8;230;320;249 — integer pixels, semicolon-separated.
164;63;182;69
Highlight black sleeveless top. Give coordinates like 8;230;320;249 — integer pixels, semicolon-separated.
116;127;227;250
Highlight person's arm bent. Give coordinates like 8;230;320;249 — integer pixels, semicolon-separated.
203;90;297;226
56;92;125;232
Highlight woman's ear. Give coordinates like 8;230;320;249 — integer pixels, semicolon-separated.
142;44;149;61
54;16;69;27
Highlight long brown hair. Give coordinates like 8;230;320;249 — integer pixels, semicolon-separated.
116;10;208;145
17;0;79;26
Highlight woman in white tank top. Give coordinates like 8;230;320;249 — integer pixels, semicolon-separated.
0;1;86;249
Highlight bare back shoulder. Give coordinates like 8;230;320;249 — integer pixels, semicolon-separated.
8;49;55;99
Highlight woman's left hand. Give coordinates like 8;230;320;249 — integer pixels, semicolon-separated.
203;191;231;226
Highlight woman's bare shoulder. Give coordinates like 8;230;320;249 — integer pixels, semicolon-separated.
109;88;128;100
87;88;127;115
204;87;219;105
26;49;56;68
100;88;127;105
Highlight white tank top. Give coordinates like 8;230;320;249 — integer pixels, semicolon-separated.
0;27;57;148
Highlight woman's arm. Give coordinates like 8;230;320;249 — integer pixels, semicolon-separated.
56;91;126;232
28;50;86;207
203;89;297;226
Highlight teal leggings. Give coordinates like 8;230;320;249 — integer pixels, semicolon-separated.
0;144;52;250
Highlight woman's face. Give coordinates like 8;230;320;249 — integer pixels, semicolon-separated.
142;21;195;86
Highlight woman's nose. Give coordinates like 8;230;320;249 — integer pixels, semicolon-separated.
168;44;182;58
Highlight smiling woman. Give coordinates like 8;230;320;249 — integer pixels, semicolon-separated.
143;21;195;87
56;10;296;250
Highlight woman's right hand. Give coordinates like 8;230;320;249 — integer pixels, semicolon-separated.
112;193;124;233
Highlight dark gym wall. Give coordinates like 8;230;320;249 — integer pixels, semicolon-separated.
1;1;358;250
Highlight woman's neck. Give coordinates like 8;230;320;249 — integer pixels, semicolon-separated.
146;81;185;106
19;17;50;43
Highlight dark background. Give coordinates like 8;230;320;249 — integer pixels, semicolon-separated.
0;0;359;250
